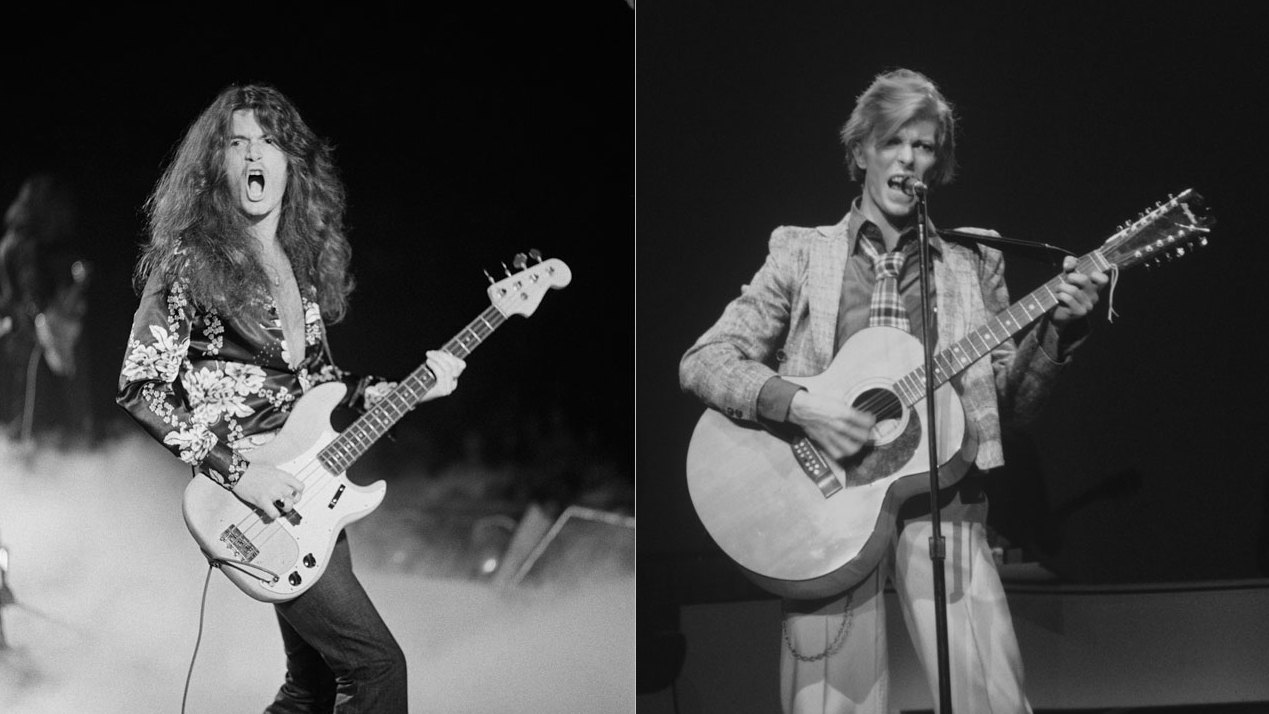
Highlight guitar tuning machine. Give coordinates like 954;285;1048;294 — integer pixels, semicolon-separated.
513;252;528;270
528;248;543;263
483;269;496;285
502;261;513;277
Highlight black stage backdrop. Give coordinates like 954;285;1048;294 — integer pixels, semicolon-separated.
9;0;1269;674
0;5;634;482
638;0;1269;616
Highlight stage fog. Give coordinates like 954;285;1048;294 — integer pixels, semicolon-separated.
0;433;634;713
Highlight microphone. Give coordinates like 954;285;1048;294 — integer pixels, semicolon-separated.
887;175;927;197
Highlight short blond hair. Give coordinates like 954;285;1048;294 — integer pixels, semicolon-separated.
840;68;958;185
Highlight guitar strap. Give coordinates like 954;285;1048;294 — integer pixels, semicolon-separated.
322;332;336;367
320;317;337;367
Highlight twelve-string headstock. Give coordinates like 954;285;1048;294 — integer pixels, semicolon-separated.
484;249;572;318
1097;188;1215;272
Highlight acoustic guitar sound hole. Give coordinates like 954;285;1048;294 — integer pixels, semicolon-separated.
853;387;905;445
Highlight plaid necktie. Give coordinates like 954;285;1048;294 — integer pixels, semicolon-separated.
856;234;911;332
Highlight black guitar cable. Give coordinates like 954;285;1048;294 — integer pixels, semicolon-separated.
182;549;284;713
182;564;215;714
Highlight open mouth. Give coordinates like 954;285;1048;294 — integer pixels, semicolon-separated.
247;169;265;200
887;174;920;200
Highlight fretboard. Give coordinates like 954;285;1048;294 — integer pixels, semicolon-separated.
317;305;507;473
890;249;1111;406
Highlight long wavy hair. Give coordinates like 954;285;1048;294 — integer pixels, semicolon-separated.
133;83;354;322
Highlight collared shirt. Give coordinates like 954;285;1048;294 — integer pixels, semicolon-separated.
754;199;990;518
836;204;940;353
757;199;941;422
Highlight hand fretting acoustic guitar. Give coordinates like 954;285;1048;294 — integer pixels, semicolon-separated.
686;191;1212;600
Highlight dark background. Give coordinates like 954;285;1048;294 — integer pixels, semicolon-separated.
637;0;1269;629
10;0;1269;684
0;5;634;482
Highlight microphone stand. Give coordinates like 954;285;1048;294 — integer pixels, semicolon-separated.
912;184;953;712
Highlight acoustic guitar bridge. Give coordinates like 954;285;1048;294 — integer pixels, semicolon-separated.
791;437;842;498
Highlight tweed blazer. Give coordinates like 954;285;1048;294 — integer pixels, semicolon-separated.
679;212;1072;471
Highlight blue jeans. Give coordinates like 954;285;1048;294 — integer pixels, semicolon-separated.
263;531;408;713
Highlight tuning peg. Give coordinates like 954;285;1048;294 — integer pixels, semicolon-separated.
483;269;496;285
502;262;513;277
528;248;543;263
513;253;528;270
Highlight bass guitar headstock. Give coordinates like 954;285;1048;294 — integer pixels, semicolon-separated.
485;249;572;318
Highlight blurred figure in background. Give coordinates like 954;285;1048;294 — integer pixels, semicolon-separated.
0;172;94;448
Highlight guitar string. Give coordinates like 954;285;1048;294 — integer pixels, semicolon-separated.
230;380;435;552
232;399;397;538
231;406;408;557
228;301;518;553
831;241;1147;429
845;274;1071;419
235;457;332;545
810;266;1111;458
814;211;1203;441
209;276;539;585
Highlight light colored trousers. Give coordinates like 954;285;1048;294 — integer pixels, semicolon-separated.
780;516;1031;714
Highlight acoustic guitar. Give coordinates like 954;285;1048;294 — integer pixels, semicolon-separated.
686;190;1213;600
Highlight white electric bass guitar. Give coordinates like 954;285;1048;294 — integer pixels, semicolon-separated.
686;190;1213;600
183;252;571;602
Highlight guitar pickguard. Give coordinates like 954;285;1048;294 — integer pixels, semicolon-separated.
840;408;921;488
180;255;570;603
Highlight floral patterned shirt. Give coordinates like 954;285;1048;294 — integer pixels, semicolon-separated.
116;273;382;490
